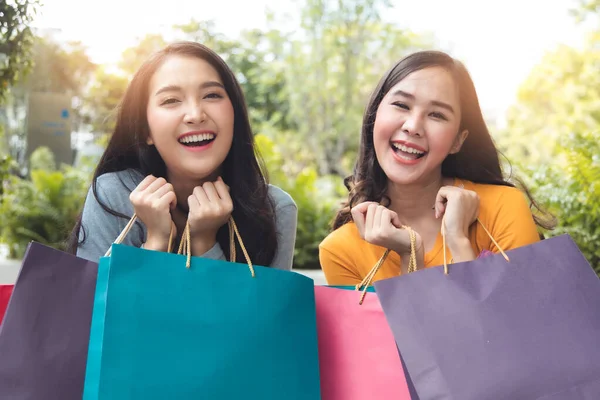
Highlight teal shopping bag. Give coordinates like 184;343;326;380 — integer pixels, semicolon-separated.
83;219;321;400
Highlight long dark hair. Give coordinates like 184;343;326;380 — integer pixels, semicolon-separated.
333;50;555;231
67;42;278;266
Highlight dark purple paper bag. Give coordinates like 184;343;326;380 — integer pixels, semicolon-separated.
374;235;600;400
0;242;98;400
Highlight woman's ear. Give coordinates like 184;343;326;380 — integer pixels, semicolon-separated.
449;129;469;154
146;136;154;145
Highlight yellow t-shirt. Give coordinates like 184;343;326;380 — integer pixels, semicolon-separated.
319;179;541;286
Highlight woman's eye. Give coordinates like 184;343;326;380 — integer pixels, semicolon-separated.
392;102;409;110
204;92;224;99
430;112;447;121
204;93;223;99
160;98;180;105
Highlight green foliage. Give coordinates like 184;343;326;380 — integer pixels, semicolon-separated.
501;31;600;275
19;37;96;95
256;135;344;269
523;130;600;274
0;154;18;198
0;0;39;103
498;36;600;165
0;148;90;258
572;0;600;21
281;0;428;176
118;34;167;76
29;146;56;171
3;34;97;161
83;67;128;134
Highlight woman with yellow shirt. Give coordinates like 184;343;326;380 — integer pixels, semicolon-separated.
319;51;554;286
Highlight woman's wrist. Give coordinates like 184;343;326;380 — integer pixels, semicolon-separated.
446;236;476;262
190;232;217;256
144;232;170;252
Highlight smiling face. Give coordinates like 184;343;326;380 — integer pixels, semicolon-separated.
146;54;235;182
373;66;469;186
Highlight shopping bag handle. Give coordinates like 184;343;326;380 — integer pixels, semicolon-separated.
175;217;255;277
441;217;509;274
355;218;510;304
104;214;176;257
355;225;418;305
105;214;255;276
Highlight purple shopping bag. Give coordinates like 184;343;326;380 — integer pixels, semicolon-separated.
374;235;600;400
0;242;98;400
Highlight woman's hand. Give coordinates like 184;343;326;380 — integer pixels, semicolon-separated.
187;177;233;255
434;186;479;262
129;175;177;251
351;202;424;273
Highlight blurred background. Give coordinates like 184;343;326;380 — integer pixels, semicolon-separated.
1;0;599;276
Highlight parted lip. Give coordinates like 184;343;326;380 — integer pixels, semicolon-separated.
178;130;216;140
390;140;427;153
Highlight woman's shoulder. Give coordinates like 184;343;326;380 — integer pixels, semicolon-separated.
267;184;297;210
459;179;538;240
319;221;362;252
459;179;528;208
95;169;145;193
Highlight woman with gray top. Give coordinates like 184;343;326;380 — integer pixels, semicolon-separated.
67;42;297;270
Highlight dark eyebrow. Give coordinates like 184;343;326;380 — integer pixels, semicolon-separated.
155;81;225;96
391;89;455;114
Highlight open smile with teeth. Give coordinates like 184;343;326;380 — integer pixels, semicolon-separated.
179;133;216;147
391;142;427;160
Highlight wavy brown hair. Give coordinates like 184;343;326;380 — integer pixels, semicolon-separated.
67;42;278;266
332;50;555;231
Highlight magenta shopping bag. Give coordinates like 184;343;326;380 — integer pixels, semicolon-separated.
0;285;12;325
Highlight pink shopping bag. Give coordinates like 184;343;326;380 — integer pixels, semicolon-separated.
315;285;411;400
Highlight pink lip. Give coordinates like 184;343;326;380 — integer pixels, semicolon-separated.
181;141;214;152
390;140;427;153
391;148;425;165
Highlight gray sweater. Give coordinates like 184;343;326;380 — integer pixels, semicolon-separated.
76;169;298;270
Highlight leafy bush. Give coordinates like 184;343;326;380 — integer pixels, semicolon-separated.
29;145;57;171
523;130;600;275
0;147;90;258
0;155;18;198
256;134;344;269
498;34;600;277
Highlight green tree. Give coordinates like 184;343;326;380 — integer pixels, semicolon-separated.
0;0;39;103
3;35;96;161
572;0;600;20
498;40;600;165
282;0;428;176
83;67;128;134
502;32;600;274
118;33;167;76
173;20;293;132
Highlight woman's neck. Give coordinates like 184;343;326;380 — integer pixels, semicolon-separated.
386;174;454;223
166;170;219;211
